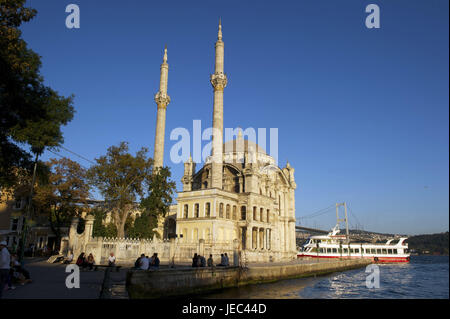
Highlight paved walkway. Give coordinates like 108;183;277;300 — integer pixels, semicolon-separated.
3;258;128;299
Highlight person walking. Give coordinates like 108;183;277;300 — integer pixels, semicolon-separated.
0;241;11;298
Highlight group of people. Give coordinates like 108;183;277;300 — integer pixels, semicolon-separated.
0;241;32;299
192;253;230;268
192;253;207;267
75;252;96;270
135;253;160;270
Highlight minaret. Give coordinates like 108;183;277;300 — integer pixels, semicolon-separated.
210;19;227;189
153;46;171;171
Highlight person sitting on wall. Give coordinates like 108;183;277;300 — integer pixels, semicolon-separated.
217;254;226;266
150;253;160;269
207;254;214;267
147;255;153;269
139;254;149;270
224;253;230;266
108;252;116;267
192;253;198;267
86;253;95;271
76;253;85;268
200;255;206;267
134;255;141;269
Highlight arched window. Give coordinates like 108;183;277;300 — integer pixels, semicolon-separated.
241;206;246;220
226;204;230;219
267;209;270;223
233;205;237;220
184;204;188;218
260;208;264;222
219;203;224;218
194;203;199;218
253;206;257;221
203;181;208;189
205;202;211;217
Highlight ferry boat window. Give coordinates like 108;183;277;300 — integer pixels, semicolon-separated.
332;248;337;253
355;248;359;253
376;249;381;254
350;248;354;254
319;248;324;253
327;248;331;253
343;248;348;254
393;249;398;254
382;249;387;254
365;249;370;254
388;249;393;254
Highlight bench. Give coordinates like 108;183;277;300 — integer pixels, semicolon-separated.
93;265;122;272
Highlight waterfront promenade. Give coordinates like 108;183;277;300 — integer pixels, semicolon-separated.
3;257;371;299
3;258;127;299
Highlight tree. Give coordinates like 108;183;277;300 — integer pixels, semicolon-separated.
137;166;176;238
92;208;117;238
33;158;90;250
0;0;75;187
88;142;153;238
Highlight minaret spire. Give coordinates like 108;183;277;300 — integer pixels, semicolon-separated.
163;45;167;63
153;46;171;172
210;20;228;189
218;18;222;40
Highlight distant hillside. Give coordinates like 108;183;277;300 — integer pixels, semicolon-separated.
406;232;449;255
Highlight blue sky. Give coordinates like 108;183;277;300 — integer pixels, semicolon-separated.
21;0;448;235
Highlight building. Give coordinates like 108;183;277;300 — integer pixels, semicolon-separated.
154;21;298;261
0;177;67;254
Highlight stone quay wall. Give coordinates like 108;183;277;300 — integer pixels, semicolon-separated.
126;258;372;298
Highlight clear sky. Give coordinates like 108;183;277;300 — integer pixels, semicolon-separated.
20;0;448;235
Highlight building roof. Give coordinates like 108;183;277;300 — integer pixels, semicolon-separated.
222;139;267;155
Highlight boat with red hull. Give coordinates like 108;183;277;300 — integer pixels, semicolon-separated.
297;225;410;263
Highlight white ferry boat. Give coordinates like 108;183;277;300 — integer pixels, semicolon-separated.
297;203;410;263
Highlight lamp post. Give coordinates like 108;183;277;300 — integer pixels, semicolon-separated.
19;148;42;266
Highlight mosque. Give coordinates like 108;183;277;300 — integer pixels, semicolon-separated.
153;21;297;261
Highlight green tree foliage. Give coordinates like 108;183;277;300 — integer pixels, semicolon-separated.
134;166;176;239
141;167;176;218
88;142;153;238
406;232;449;255
92;208;117;238
33;158;90;249
126;212;158;239
0;0;75;187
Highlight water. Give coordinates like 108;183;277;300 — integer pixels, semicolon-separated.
202;256;449;299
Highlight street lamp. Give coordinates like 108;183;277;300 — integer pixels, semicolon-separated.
19;147;43;266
